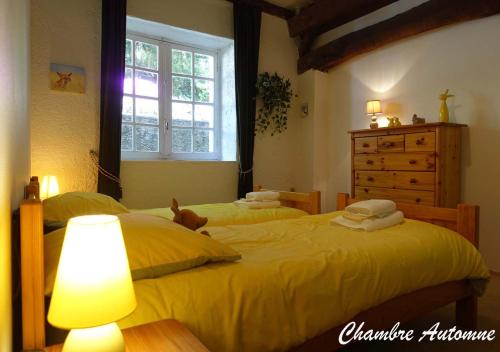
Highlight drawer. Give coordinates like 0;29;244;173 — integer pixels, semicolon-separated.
354;137;377;154
353;153;436;171
355;171;435;191
405;132;436;152
377;135;404;153
354;186;435;206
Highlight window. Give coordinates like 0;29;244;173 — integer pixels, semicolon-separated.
122;34;220;160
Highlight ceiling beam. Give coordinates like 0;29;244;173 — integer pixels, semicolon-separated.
288;0;399;38
298;0;500;73
226;0;295;20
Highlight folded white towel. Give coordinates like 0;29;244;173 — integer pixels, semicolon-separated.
331;211;404;232
245;191;280;201
234;199;281;209
345;199;396;217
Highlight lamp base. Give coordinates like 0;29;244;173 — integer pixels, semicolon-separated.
370;116;379;129
62;322;125;352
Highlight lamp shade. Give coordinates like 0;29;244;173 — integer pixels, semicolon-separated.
366;100;382;115
40;175;60;200
48;215;136;329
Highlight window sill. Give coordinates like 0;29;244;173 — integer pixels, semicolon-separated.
121;159;237;163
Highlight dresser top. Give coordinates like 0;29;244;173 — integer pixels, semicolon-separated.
348;122;467;134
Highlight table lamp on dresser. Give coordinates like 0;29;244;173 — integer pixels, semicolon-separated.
47;215;136;352
366;100;382;129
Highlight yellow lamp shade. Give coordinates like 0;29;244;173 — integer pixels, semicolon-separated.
48;215;136;329
41;175;60;200
366;100;382;115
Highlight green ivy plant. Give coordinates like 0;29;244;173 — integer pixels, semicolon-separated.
255;72;294;136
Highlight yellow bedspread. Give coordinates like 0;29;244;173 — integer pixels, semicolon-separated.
118;212;489;352
133;202;308;226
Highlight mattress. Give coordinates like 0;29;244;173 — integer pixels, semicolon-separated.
117;211;490;352
132;202;308;226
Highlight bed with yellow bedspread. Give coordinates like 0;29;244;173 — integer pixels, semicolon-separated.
133;202;308;226
117;211;489;352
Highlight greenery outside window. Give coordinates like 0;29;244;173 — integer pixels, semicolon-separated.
122;33;220;160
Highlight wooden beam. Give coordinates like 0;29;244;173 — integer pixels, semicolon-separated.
298;32;316;56
288;0;399;38
298;0;500;73
226;0;295;20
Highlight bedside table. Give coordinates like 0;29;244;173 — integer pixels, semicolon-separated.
44;319;209;352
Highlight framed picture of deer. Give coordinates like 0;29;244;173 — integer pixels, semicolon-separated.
49;63;85;93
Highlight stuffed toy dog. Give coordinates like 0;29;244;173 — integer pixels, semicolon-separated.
171;198;210;236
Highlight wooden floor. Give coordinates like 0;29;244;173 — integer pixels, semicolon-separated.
344;272;500;351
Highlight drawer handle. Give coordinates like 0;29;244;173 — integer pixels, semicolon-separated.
366;160;374;165
362;143;370;148
409;178;417;184
416;198;421;203
367;176;374;182
416;138;425;145
364;188;369;193
409;160;417;165
382;142;395;148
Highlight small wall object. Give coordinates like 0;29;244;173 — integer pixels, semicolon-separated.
439;89;454;123
412;114;426;124
49;63;85;93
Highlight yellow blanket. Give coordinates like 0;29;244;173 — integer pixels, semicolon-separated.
118;212;489;352
133;202;308;226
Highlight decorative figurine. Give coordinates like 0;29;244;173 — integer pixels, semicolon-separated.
387;117;396;127
394;117;402;127
439;89;454;123
412;114;426;124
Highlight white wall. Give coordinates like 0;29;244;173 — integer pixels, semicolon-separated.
0;0;30;350
121;161;238;208
254;13;302;191
31;0;101;193
320;15;500;271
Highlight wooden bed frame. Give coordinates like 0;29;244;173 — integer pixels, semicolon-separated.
19;182;478;351
253;185;321;215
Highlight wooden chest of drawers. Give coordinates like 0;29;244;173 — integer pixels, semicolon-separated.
350;123;466;207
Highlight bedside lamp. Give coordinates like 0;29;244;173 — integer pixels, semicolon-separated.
48;215;136;352
40;175;60;200
366;100;382;129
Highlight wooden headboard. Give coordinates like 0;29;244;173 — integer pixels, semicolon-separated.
20;179;45;350
336;193;479;248
253;185;321;215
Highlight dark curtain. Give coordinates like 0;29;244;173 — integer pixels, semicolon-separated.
98;0;127;200
234;2;262;199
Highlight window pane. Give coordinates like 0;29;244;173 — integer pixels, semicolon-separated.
172;102;192;127
194;104;213;128
194;53;214;78
194;79;213;103
135;41;158;70
135;126;159;152
124;68;133;94
121;124;133;151
172;49;192;75
135;98;159;125
194;129;213;153
135;70;158;98
125;39;133;66
122;96;133;123
172;128;192;153
172;76;192;101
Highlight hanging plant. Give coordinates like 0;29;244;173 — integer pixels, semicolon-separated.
255;72;294;136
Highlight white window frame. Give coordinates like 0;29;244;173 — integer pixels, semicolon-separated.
122;32;222;161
